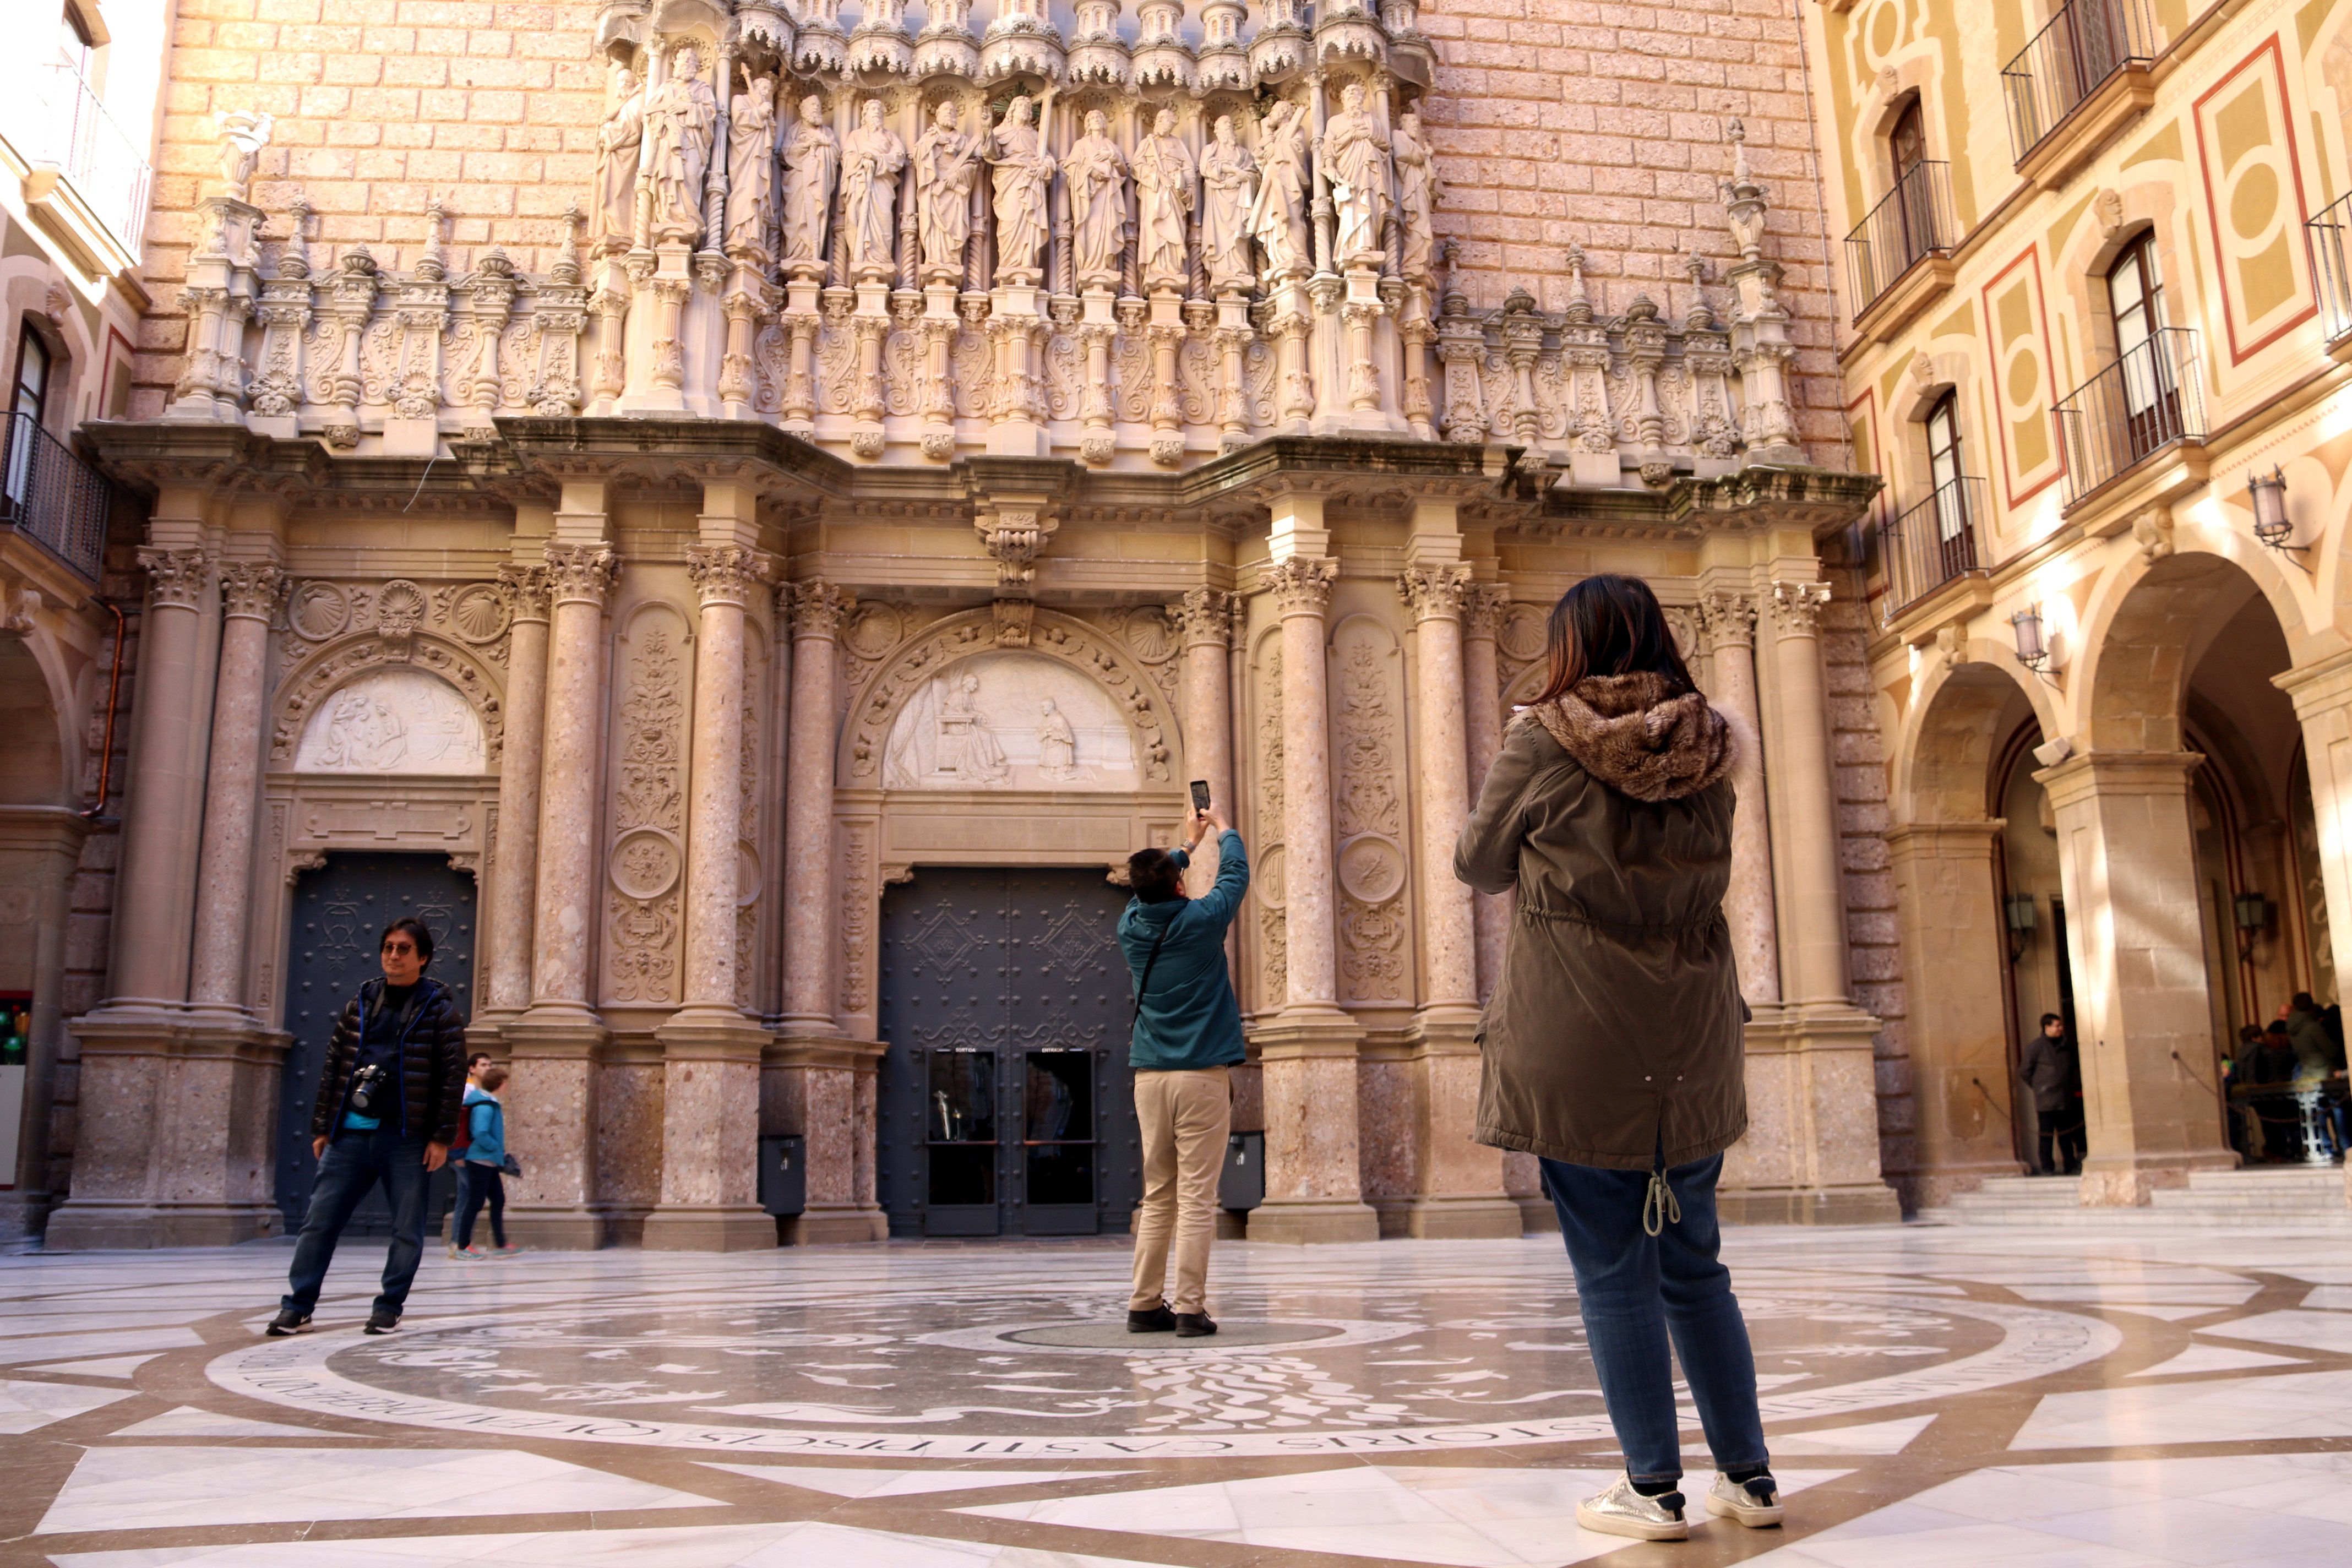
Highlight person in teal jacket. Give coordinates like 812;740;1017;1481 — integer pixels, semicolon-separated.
1118;807;1248;1337
453;1065;519;1259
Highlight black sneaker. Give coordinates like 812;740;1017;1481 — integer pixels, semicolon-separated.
1174;1311;1217;1338
265;1309;312;1337
363;1309;401;1335
1127;1303;1177;1333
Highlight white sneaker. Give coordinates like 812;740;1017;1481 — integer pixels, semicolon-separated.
1705;1473;1784;1528
1576;1474;1689;1541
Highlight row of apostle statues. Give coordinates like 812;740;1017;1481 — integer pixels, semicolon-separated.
592;43;1441;296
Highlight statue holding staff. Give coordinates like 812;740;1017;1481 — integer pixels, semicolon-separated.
1247;98;1311;281
725;73;780;260
1199;114;1257;293
1321;81;1391;269
987;91;1057;285
780;93;840;274
642;46;718;244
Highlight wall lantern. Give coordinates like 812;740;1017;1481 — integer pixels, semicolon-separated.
2234;891;2272;957
2011;606;2048;672
2248;466;2292;549
2003;892;2039;962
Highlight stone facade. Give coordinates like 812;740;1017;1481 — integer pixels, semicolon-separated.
15;0;1922;1248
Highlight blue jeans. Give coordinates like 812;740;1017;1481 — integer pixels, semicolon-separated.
281;1128;430;1320
1540;1152;1768;1487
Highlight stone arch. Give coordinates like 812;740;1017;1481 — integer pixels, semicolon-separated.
840;607;1181;790
2074;543;2312;755
1890;650;2055;828
0;636;70;807
271;632;505;769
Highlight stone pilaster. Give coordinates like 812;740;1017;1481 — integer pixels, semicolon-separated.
2038;749;2239;1206
1168;587;1236;894
1697;590;1781;1006
480;563;552;1020
187;562;286;1016
2273;650;2352;1211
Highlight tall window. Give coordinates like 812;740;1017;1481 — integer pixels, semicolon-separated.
1891;99;1932;263
1925;390;1975;578
2107;231;2180;460
5;330;48;506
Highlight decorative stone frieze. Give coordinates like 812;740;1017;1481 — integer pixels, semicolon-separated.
138;548;214;610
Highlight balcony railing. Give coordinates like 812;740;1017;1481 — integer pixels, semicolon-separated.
2311;190;2352;346
1877;475;1990;625
3;56;154;263
1846;160;1956;320
2001;0;2157;165
2053;327;2206;505
0;410;109;584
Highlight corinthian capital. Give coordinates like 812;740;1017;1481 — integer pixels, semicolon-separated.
1397;562;1473;623
218;562;288;622
543;543;619;607
138;547;215;611
687;545;771;609
782;578;852;640
1767;580;1832;636
1695;590;1757;651
1462;582;1511;640
1262;556;1337;618
496;562;553;623
1168;586;1238;648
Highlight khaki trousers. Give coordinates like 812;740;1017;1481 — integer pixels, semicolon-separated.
1129;1067;1232;1315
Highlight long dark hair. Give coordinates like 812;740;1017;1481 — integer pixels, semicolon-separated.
1532;574;1698;704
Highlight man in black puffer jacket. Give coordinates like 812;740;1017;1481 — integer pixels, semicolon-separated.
268;917;467;1337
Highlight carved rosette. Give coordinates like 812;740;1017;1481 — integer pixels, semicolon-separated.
219;562;289;622
1262;556;1337;618
1768;580;1832;636
543;544;619;607
1168;586;1237;648
1397;562;1472;623
687;545;771;609
783;578;852;640
1696;590;1757;651
139;547;215;611
495;563;554;625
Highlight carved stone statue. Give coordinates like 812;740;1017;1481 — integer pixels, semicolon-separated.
1322;82;1391;269
1248;98;1311;281
1199;114;1257;294
841;97;909;281
1066;109;1129;290
781;94;840;275
1133;107;1196;292
987;94;1056;285
641;47;718;244
214;108;276;202
1036;699;1081;782
1392;108;1441;282
725;74;781;260
913;100;981;284
595;68;647;249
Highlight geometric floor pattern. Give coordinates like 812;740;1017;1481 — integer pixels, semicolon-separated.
6;1218;2352;1566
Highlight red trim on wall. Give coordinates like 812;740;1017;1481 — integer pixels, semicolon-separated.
1979;243;2067;510
2192;33;2318;366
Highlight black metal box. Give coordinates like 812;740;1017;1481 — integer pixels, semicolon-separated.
1219;1130;1264;1211
758;1134;805;1217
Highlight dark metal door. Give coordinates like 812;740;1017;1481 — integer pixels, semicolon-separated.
876;867;1140;1238
275;853;476;1232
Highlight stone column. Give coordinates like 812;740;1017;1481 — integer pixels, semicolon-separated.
2273;651;2352;1208
1250;551;1378;1243
1398;562;1517;1238
774;578;886;1243
2038;750;2237;1206
646;544;774;1250
480;563;552;1021
505;537;618;1249
186;563;286;1016
1885;822;2027;1205
1169;587;1236;894
1765;581;1848;1007
1698;590;1781;1006
1461;583;1510;1004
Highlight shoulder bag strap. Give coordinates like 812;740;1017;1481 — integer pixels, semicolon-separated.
1131;918;1174;1026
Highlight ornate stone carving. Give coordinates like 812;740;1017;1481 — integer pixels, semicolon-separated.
271;634;504;764
139;548;215;611
606;609;689;1006
1169;586;1238;647
1768;580;1832;635
975;507;1058;589
992;597;1035;647
1397;562;1472;622
838;819;876;1017
687;545;770;608
1253;638;1287;1007
1462;581;1511;640
1331;617;1408;1004
372;579;429;656
1263;556;1337;617
493;564;552;627
783;578;852;639
1696;590;1757;651
543;544;619;606
219;562;288;622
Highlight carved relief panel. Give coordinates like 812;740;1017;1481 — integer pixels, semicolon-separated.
1328;611;1411;1007
1248;623;1286;1014
602;600;693;1009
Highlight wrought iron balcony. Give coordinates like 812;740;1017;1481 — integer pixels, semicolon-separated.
2053;327;2206;506
1846;160;1956;322
2001;0;2157;166
0;411;109;584
1;54;154;266
1877;475;1990;625
2311;190;2352;348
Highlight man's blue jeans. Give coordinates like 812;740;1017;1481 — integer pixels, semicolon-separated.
1540;1152;1769;1487
281;1128;430;1320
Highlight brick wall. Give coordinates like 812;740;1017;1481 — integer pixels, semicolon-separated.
138;0;1850;461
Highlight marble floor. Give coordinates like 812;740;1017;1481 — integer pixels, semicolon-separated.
3;1222;2350;1566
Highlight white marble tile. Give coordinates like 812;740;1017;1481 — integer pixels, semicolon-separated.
700;1463;1136;1498
36;1447;725;1533
0;1378;135;1435
2011;1370;2352;1450
2198;1309;2352;1355
2127;1344;2303;1378
0;1328;201;1365
27;1355;166;1379
45;1521;1179;1567
1767;1414;1935;1454
0;1312;216;1337
108;1406;361;1440
2087;1305;2229;1322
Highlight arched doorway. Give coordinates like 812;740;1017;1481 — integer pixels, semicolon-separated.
0;636;82;1231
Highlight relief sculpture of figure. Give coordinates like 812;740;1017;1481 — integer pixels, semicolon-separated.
641;47;718;244
841;98;909;282
938;673;1011;785
725;73;781;261
1199;115;1257;294
780;93;839;275
1392;108;1442;282
1066;109;1130;290
1247;98;1311;282
1321;82;1391;269
987;92;1056;285
1133;107;1196;292
594;65;646;251
1036;699;1082;782
913;99;981;285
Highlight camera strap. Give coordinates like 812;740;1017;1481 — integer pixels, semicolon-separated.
1131;919;1173;1028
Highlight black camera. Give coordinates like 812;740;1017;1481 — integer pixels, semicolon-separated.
348;1063;389;1117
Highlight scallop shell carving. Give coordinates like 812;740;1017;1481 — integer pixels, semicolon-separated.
288;582;350;641
447;582;511;645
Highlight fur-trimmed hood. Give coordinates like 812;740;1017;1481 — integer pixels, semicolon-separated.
1524;671;1735;803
